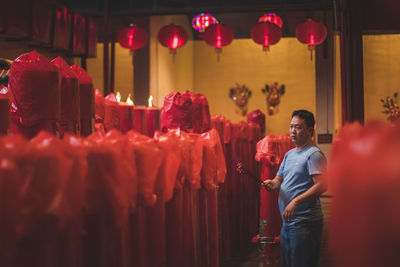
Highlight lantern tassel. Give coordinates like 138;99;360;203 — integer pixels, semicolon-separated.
308;45;315;61
215;47;222;62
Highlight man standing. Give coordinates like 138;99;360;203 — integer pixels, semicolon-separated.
262;110;327;267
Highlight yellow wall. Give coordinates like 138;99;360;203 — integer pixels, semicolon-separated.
363;34;400;122
193;38;315;136
86;43;134;100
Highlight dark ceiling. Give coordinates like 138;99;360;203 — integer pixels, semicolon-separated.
62;0;331;16
61;0;333;40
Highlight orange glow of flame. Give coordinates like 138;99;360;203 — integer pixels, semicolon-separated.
126;94;134;105
148;95;153;107
116;92;121;103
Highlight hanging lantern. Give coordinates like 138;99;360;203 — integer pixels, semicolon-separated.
118;25;148;52
258;13;283;28
203;23;234;59
157;24;188;54
295;19;327;51
192;13;218;32
251;21;282;51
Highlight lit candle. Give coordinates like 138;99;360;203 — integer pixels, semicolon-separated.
118;94;134;133
145;95;161;137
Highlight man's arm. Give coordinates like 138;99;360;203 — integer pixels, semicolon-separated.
262;175;283;191
283;174;327;221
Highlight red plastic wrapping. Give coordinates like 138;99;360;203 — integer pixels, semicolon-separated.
70;64;94;136
189;91;211;133
247;109;266;136
0;135;28;266
84;130;134;267
187;133;204;190
0;86;10;135
85;130;131;227
211;115;225;146
255;135;281;166
104;93;119;132
154;130;182;202
9;51;61;138
95;89;105;123
127;130;164;206
256;133;282;266
328;121;400;267
201;128;227;187
52;57;79;136
161;92;193;132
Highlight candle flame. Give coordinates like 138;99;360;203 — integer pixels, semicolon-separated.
116;92;121;103
126;94;134;105
148;95;153;107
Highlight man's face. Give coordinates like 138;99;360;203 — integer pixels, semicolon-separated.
290;116;312;147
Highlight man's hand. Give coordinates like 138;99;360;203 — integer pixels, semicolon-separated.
262;179;279;191
283;199;298;222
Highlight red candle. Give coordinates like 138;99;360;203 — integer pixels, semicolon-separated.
104;93;119;132
134;106;146;134
0;85;10;135
118;95;134;133
145;107;161;137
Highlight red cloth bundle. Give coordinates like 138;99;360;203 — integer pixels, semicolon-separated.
70;65;94;136
0;85;10;135
255;135;281;166
95;89;105;123
104;93;120;132
201;128;227;187
9;51;61;138
154;130;182;202
127;130;164;206
51;57;79;136
161;92;193;132
247;109;266;136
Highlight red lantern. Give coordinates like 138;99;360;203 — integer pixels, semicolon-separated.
203;23;234;57
251;21;282;51
258;13;283;28
118;25;148;52
157;24;188;54
192;13;218;32
295;19;327;50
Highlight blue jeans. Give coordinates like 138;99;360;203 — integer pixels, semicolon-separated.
280;219;323;267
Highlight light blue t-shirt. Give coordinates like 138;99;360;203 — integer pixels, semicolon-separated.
277;145;326;225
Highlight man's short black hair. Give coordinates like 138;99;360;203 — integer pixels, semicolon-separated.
292;110;315;129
